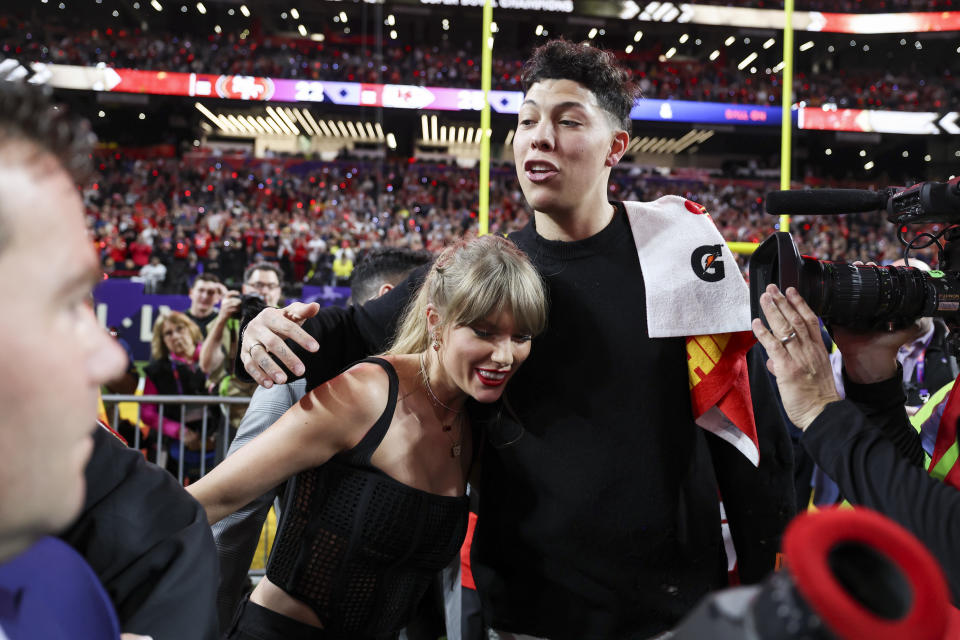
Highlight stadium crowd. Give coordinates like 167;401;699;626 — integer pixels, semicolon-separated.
88;153;924;296
2;14;958;111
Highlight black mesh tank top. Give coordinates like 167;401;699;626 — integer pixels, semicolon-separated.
266;357;469;639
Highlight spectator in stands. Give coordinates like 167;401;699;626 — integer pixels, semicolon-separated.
189;235;547;640
211;246;433;634
139;254;166;294
200;262;283;430
239;39;794;640
142;310;218;484
185;272;224;337
0;81;218;640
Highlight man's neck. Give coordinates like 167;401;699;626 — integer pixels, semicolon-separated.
189;308;212;319
534;201;616;242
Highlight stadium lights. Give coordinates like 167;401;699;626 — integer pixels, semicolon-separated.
385;14;395;26
903;150;910;158
196;2;205;13
290;8;299;19
339;11;347;22
150;0;162;11
737;52;758;70
762;38;775;49
588;28;598;39
634;30;643;42
505;129;515;146
386;133;397;150
859;149;866;157
298;24;307;36
825;148;832;155
98;110;105;118
925;154;932;161
536;24;543;36
799;41;814;51
374;122;385;141
625;45;634;54
664;47;677;59
389;30;397;40
214;25;221;33
724;36;735;46
240;4;249;16
679;34;689;43
864;161;875;170
709;49;720;60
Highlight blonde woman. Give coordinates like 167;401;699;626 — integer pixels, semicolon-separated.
141;311;216;482
188;235;547;640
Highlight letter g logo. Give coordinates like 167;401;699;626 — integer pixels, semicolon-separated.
691;245;725;282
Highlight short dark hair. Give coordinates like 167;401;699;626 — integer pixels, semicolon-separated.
350;247;433;305
0;82;95;256
243;262;282;285
193;272;222;287
521;39;640;133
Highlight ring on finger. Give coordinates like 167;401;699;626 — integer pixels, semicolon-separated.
779;330;798;345
248;341;266;354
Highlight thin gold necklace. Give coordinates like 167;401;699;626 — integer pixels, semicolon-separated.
419;352;463;458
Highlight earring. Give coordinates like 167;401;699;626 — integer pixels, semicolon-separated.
431;332;440;351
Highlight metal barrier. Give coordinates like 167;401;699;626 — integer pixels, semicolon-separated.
101;394;251;484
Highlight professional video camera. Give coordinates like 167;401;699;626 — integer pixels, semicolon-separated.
749;177;960;336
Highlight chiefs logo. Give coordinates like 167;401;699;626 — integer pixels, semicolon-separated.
684;199;708;215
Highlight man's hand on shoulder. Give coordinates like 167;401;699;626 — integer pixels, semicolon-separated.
241;302;321;387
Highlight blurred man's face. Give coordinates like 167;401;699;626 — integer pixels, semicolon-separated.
0;154;126;560
242;268;282;307
189;278;222;316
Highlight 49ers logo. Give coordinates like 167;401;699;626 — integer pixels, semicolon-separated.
691;244;725;282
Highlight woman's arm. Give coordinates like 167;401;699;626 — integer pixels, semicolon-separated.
187;361;390;524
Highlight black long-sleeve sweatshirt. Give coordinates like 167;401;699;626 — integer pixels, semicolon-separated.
803;367;960;603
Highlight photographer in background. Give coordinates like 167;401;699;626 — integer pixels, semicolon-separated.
753;283;960;603
200;262;283;431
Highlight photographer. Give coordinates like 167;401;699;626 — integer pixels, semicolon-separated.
200;262;283;430
753;283;960;602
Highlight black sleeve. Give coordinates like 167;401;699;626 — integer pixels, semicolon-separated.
841;363;925;467
705;343;797;584
236;264;429;391
802;400;960;603
60;426;220;640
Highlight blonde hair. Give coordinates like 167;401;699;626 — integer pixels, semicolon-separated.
151;311;203;360
386;235;548;355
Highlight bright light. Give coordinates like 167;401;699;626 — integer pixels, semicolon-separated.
588;28;598;39
772;61;785;73
535;24;543;36
863;45;870;51
825;148;832;155
389;30;397;40
298;24;307;36
112;9;118;16
864;161;875;170
664;47;677;59
150;0;162;11
679;33;689;43
491;22;498;33
98;110;105;118
138;112;146;120
291;8;299;19
634;30;643;42
737;52;758;70
625;45;634;54
724;36;735;46
214;24;221;33
859;149;866;157
339;11;347;22
849;40;856;47
915;41;923;50
903;150;910;158
386;133;397;150
762;38;775;49
925;154;932;161
827;45;835;52
442;19;449;30
240;4;249;16
799;41;814;51
709;50;720;61
385;14;395;26
196;1;205;13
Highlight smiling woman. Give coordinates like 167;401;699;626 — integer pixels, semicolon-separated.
187;234;548;640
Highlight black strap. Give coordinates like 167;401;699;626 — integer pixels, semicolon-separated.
338;356;399;466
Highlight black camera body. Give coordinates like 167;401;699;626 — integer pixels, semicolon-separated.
750;177;960;334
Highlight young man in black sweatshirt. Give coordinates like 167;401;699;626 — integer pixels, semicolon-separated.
237;40;795;639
